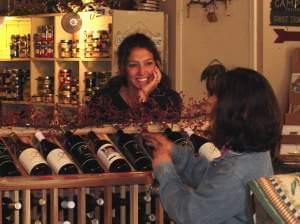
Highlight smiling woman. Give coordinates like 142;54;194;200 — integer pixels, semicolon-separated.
88;33;182;124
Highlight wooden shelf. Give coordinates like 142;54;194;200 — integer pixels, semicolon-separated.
1;100;31;105
2;100;52;104
31;57;55;61
0;58;30;62
55;58;112;62
56;58;81;62
0;172;153;191
56;103;78;108
81;57;112;62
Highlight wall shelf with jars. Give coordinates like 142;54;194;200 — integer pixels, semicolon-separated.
0;10;165;110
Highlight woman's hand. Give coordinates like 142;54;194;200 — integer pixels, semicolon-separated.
138;66;162;103
142;133;173;168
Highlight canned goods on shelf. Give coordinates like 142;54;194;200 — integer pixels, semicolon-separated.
60;96;71;104
60;40;72;48
43;94;54;103
60;49;72;58
60;69;72;77
72;52;80;58
32;95;42;103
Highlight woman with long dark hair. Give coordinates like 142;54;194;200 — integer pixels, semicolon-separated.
143;67;282;224
88;33;182;123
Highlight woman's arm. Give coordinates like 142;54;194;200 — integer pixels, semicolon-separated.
143;133;208;187
154;163;246;224
171;144;209;188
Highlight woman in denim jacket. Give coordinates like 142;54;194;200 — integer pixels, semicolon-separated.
144;68;282;224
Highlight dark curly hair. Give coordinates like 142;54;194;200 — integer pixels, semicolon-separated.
115;32;170;89
211;67;282;153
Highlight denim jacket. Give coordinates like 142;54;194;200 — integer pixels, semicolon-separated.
153;144;273;224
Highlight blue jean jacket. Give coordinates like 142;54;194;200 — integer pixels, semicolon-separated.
153;144;273;224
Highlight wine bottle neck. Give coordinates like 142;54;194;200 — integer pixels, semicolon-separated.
184;127;194;137
4;202;22;210
96;198;104;206
60;200;75;209
35;131;46;142
10;134;24;145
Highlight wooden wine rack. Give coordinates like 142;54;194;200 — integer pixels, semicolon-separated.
0;172;165;224
0;127;168;224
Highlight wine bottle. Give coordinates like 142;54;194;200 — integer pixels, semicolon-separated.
73;193;104;214
0;139;20;176
9;133;52;176
184;127;221;161
34;131;78;175
2;197;22;218
30;195;46;207
116;130;152;171
85;193;104;213
87;131;131;172
58;221;71;224
86;216;100;224
112;192;127;224
139;213;157;223
32;219;42;224
63;131;104;174
164;128;193;148
3;218;13;224
59;197;76;210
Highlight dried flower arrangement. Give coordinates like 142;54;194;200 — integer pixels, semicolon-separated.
0;93;210;134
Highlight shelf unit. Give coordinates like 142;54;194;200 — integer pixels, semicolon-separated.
0;10;165;107
278;48;300;164
0;11;168;224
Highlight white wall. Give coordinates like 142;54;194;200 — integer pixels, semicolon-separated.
163;0;255;102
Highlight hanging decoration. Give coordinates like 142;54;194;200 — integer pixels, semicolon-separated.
61;12;82;33
186;0;231;22
60;0;111;33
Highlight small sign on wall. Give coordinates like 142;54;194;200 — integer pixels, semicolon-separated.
270;0;300;26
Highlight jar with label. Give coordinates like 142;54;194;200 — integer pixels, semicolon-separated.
60;40;72;58
59;69;72;84
46;25;54;41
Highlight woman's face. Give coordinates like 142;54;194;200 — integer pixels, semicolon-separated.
126;47;156;89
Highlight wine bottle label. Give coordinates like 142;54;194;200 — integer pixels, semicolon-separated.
97;143;124;169
0;159;14;168
47;148;74;174
0;154;13;163
69;142;97;168
199;143;221;161
19;148;48;174
69;142;87;155
0;143;8;154
122;140;147;165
